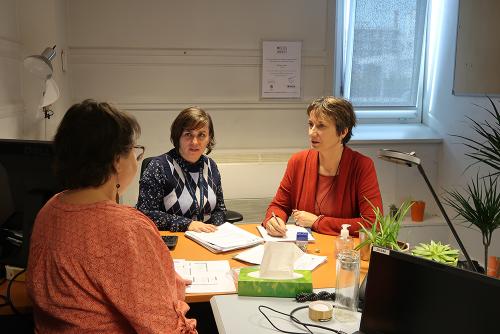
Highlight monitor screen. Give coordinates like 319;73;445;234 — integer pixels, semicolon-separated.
359;246;500;334
0;139;62;267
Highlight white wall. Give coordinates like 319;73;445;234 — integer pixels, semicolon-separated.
423;0;499;265
66;0;329;152
0;0;23;138
0;0;71;140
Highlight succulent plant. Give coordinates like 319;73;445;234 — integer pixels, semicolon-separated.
412;240;459;266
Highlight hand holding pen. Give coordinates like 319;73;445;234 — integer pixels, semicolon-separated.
266;211;287;237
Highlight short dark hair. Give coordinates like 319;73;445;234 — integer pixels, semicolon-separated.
53;99;141;189
306;96;357;144
170;106;216;154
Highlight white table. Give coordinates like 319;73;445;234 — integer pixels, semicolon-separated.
210;291;361;334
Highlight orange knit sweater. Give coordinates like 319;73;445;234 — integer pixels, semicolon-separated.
27;193;197;334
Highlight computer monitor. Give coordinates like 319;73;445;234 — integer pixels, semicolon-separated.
0;139;62;267
357;246;500;334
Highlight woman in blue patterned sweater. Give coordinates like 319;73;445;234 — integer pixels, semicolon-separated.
137;107;226;232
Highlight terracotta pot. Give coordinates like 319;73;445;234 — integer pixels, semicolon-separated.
358;231;371;261
487;256;499;278
411;200;425;222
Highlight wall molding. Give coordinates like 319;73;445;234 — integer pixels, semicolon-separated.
69;47;327;66
71;97;311;112
0;37;21;60
0;103;24;119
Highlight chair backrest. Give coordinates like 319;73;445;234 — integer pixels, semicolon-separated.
140;156;156;178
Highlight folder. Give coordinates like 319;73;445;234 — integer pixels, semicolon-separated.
185;222;264;253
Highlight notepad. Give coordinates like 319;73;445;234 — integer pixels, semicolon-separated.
174;259;236;294
234;244;327;271
185;222;264;253
256;225;315;242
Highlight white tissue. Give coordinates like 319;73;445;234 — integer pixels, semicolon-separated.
258;242;303;279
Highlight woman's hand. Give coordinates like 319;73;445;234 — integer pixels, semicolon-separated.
188;221;217;233
292;210;318;228
265;216;287;237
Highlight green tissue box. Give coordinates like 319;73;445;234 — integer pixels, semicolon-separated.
237;267;313;298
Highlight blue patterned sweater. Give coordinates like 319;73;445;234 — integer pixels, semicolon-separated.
136;149;227;231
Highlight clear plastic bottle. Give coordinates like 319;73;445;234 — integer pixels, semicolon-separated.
334;249;360;322
295;232;308;252
335;224;354;257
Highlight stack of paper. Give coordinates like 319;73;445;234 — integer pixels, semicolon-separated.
185;222;263;253
256;225;315;242
234;244;327;271
174;259;236;294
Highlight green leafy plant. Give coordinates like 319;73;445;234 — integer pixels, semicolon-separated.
412;240;459;266
452;97;500;176
354;199;413;252
443;173;500;270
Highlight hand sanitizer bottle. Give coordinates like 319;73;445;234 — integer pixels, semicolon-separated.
335;224;353;257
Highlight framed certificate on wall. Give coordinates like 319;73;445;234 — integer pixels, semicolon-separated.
261;41;302;98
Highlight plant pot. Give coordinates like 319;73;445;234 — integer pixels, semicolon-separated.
487;256;500;278
357;239;409;262
411;200;425;222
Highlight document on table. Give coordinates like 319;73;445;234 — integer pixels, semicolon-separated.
185;222;264;253
256;225;315;242
233;244;327;271
174;259;236;294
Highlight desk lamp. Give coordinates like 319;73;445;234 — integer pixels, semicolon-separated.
23;46;56;79
377;149;478;272
24;46;60;119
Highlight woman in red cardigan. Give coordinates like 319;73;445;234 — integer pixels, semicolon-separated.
263;96;383;237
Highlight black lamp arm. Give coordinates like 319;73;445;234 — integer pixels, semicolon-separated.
417;165;478;272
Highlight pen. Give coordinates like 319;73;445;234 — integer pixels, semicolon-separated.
271;211;287;236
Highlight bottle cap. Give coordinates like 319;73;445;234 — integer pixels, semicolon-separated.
340;224;350;239
296;231;309;241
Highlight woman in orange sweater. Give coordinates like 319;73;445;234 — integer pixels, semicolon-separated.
27;100;197;333
263;97;382;237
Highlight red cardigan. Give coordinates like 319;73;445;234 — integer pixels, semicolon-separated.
263;147;383;236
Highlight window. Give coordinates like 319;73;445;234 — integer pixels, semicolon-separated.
336;0;428;122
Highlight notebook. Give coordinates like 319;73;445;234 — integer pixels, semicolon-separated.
185;222;263;253
354;246;500;334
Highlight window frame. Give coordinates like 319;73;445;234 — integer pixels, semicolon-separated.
334;0;430;124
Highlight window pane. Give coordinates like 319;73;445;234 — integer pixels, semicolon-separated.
348;0;426;107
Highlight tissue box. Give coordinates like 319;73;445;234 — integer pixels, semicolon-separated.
237;267;313;298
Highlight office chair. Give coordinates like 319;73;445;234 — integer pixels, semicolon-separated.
140;156;243;223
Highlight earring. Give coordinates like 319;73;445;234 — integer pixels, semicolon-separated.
115;183;120;203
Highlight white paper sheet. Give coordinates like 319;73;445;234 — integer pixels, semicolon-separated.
257;225;315;242
174;259;236;294
234;244;327;271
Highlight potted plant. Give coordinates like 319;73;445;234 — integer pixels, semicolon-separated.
443;174;500;272
354;199;412;300
443;96;500;272
355;199;413;253
412;240;459;266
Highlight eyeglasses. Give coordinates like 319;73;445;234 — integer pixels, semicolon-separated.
132;145;145;161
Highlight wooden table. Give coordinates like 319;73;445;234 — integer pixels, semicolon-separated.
161;223;369;303
1;223;369;312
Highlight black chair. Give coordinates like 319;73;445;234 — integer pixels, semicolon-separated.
140;156;243;223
